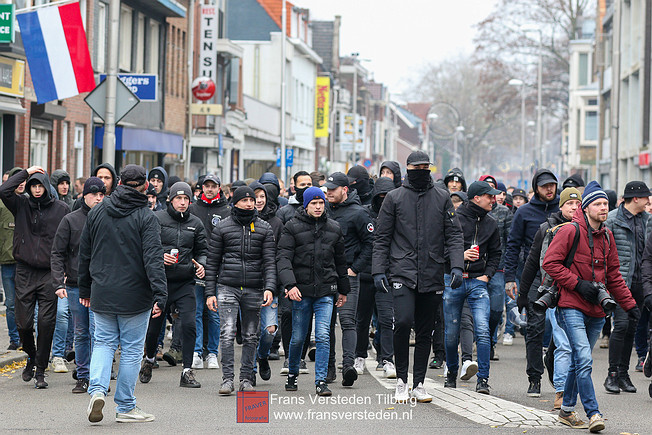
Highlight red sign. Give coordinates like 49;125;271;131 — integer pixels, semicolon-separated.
639;152;650;168
236;391;269;423
191;77;215;101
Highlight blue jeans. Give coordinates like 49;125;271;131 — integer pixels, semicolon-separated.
88;310;150;414
67;287;95;380
556;308;605;418
52;295;71;358
487;271;505;345
547;308;571;393
1;264;19;344
443;275;491;379
289;295;334;384
257;296;278;361
194;285;220;355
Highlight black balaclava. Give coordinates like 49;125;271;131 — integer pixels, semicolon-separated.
407;169;431;191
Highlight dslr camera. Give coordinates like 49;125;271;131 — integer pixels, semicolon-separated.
593;282;616;314
534;282;559;311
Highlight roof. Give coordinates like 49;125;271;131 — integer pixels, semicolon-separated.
396;106;423;129
257;0;293;36
312;20;334;73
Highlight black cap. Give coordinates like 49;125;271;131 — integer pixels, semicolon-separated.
563;173;585;189
536;173;558;187
121;164;147;186
406;150;431;166
203;174;221;186
347;165;369;182
623;181;652;199
324;172;350;189
467;181;501;199
512;188;528;199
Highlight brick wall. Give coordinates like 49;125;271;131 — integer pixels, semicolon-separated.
164;12;188;135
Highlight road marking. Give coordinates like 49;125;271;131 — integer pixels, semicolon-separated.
365;356;560;429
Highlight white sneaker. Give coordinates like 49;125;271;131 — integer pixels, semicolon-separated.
503;333;514;346
395;378;409;403
116;406;155;423
460;360;478;380
353;357;365;375
51;356;68;373
87;392;105;423
206;353;219;369
192;352;203;369
278;347;285;357
411;382;433;403
383;360;396;379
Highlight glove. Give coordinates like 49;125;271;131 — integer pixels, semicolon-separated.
628;306;641;323
575;279;599;302
373;273;390;293
517;291;528;313
450;267;463;289
644;295;652;312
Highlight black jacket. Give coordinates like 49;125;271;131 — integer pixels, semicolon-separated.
327;190;374;274
450;202;502;280
520;211;568;297
51;202;91;288
0;170;69;269
189;194;231;239
78;185;168;315
362;177;396;281
151;166;169;205
277;207;350;298
155;203;208;283
258;200;283;244
372;176;464;293
277;196;301;224
204;211;277;297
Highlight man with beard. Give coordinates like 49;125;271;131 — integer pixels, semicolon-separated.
277;171;312;224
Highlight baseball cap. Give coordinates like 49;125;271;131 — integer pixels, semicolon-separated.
467;181;501;199
536;173;558;187
121;165;147;186
324;172;350;189
623;181;652;199
512;188;528;200
406;150;431;166
203;174;221;186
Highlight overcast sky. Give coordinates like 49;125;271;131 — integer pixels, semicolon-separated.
299;0;500;96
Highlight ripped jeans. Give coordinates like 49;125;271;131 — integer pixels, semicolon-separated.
217;285;262;383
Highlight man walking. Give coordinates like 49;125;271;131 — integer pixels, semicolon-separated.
79;165;167;423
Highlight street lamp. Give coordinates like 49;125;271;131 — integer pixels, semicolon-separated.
453;125;465;169
509;78;526;188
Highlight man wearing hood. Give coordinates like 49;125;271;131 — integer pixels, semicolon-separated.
0;166;70;389
51;169;74;207
562;174;585;192
259;172;288;207
356;177;396;378
188;174;229;370
148;166;169;207
444;168;467;193
504;168;560;397
277;171;312;224
79;164;167;423
347;166;374;206
72;163;119;212
326;172;375;388
379;161;402;189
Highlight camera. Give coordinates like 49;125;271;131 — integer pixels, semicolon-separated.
594;282;617;314
534;283;560;311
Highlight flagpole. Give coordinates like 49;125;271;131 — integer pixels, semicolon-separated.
102;0;119;166
16;0;78;14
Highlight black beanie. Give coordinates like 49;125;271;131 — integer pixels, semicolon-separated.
83;177;106;196
232;186;255;205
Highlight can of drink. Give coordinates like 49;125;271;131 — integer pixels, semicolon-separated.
471;244;479;253
170;249;179;263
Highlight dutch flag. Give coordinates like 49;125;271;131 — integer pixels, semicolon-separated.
17;2;95;104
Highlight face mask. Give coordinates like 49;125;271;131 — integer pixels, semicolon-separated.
232;206;256;223
295;186;308;204
407;169;431;191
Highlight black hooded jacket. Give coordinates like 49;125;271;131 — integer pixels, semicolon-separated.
380;161;402;188
78;185;168;315
361;177;396;281
51;201;91;288
443;167;467;192
0;169;70;269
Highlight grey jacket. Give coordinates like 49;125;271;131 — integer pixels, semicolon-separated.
605;205;652;288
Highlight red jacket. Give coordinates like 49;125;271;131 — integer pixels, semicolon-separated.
542;209;636;317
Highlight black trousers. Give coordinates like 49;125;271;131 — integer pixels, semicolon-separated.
393;285;439;388
608;281;643;375
145;281;196;369
355;278;394;362
14;263;57;371
525;277;546;381
279;294;310;359
431;300;445;360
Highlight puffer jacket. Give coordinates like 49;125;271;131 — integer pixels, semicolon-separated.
50;169;74;206
155;203;208;283
489;202;513;270
204;210;277;297
277;195;301;224
277;207;350;298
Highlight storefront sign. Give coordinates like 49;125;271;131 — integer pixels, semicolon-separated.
199;5;218;80
0;57;24;98
0;4;15;44
99;74;157;101
314;77;329;137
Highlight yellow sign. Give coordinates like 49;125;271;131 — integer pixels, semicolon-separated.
0;57;24;98
314;76;330;137
191;103;223;116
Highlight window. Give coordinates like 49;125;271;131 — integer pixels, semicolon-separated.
578;53;589;86
74;124;85;178
62;122;68;172
135;13;145;73
96;3;106;72
119;5;133;71
585;111;598;141
30;128;49;168
147;21;160;74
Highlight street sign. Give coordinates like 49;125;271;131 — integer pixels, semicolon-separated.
99;74;157;101
0;4;15;44
190;103;223;115
363;159;372;168
276;148;294;167
339;112;355;152
84;78;140;123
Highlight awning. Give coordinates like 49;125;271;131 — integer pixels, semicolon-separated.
0;96;25;115
94;126;183;155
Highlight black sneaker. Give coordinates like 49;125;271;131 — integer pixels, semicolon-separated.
644;350;652;378
34;370;48;389
325;365;336;383
444;371;457;388
65;349;76;362
285;374;298;391
649;381;652;399
604;371;620;394
476;377;490;394
7;342;19;351
162;351;178;367
618;373;636;393
429;357;444;369
316;381;332;396
72;378;89;394
180;370;201;388
341;366;358;387
251;374;256;387
543;351;554;387
490;346;499;361
139;360;153;384
22;358;35;382
258;358;271;381
268;352;280;361
72;369;78;381
308;346;316;362
527;379;541;397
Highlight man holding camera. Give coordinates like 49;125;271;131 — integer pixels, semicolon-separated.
543;181;638;432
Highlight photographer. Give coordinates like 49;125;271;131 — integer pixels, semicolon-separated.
543;181;638;432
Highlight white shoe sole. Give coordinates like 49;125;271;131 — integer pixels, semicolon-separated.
116;415;155;423
385;371;397;379
460;362;478;381
412;395;432;403
87;395;105;423
206;363;219;369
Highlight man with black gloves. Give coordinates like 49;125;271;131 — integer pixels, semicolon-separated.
379;161;402;188
79;165;167;423
0;166;69;389
347;166;373;206
204;186;276;395
443;181;501;395
372;151;464;404
277;187;350;396
140;182;207;389
277;171;312;224
51;177;106;394
326;171;374;387
603;181;652;393
148;166;169;207
543;181;638;432
443;167;467;193
504;168;560;397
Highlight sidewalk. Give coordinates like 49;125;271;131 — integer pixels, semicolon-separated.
0;304;27;369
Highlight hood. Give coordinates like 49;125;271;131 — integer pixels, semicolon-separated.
562;173;585;189
50;169;71;187
371;177;396;212
150;166;169;190
259;172;280;190
92;163;118;194
26;172;55;205
532;168;558;202
443;167;467;192
104;185;148;218
380;161;402;188
605;189;618;211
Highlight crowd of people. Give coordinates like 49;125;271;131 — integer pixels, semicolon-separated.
1;151;651;432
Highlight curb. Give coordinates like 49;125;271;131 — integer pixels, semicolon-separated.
0;350;27;369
